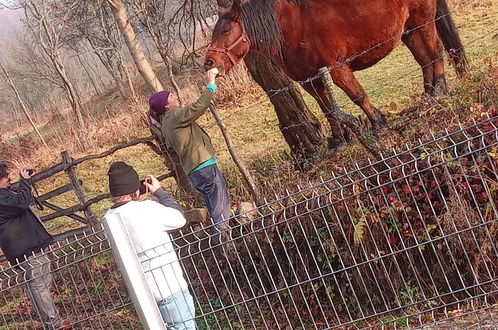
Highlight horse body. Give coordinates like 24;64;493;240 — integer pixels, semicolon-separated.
275;0;408;79
205;0;467;148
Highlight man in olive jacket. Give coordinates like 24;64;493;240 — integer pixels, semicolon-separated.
0;163;62;329
149;68;230;232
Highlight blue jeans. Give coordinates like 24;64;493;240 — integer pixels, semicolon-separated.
188;164;231;231
158;289;196;330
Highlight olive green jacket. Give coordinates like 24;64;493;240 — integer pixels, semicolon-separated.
160;89;215;174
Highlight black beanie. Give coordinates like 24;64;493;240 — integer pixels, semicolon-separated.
108;161;140;197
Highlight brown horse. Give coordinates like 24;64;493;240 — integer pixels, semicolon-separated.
205;0;467;148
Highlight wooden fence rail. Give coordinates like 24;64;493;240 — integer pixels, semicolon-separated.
8;135;169;242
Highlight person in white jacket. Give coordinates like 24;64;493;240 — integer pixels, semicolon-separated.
104;161;195;330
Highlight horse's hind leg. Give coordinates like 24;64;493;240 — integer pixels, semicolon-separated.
402;19;447;95
330;67;388;134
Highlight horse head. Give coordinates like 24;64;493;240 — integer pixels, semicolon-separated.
204;0;251;74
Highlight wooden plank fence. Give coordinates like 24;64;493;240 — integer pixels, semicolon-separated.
6;136;173;245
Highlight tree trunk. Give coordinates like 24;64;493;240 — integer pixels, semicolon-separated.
51;53;85;128
120;61;137;102
87;53;108;91
113;68;128;100
10;101;22;127
105;0;163;93
92;47;128;100
244;52;324;167
75;52;100;96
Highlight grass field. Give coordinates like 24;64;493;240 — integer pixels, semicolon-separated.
1;0;497;236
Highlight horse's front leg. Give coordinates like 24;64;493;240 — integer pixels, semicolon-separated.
303;80;351;149
331;67;388;134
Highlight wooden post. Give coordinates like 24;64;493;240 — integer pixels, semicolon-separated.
61;151;98;228
319;67;388;160
209;103;263;205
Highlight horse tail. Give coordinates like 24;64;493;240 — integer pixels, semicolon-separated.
435;0;468;77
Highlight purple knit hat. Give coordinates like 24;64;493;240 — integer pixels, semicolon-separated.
148;90;170;122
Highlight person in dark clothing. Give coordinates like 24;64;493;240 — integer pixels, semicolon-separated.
148;68;231;232
0;163;62;329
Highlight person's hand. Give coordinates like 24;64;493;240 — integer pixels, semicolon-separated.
144;175;161;194
206;68;218;84
20;169;31;180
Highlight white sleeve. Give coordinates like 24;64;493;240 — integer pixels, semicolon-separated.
145;200;187;230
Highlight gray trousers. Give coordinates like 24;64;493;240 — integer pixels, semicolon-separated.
188;164;231;231
26;252;62;329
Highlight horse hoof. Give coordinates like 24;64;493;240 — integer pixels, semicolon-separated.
372;117;388;134
434;85;448;96
346;130;354;143
327;136;348;151
424;84;447;97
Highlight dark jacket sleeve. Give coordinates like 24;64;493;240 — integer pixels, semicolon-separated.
153;188;184;214
173;89;214;126
0;180;33;218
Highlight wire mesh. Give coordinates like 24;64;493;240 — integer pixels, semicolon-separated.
0;228;140;329
1;116;497;329
171;115;498;329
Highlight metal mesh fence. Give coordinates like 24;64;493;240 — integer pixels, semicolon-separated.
175;116;498;329
0;229;140;329
1;116;497;329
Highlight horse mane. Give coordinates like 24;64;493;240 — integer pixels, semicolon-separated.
213;0;306;60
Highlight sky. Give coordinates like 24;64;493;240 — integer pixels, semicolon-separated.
0;7;22;54
0;6;22;32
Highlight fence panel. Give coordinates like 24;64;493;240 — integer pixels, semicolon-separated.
1;117;497;329
0;229;140;329
139;115;498;329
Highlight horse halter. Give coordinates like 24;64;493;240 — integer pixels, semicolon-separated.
208;22;249;67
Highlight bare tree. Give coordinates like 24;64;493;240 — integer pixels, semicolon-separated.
168;0;217;64
105;0;163;93
70;48;102;96
6;35;66;118
20;0;86;128
1;60;48;147
127;0;200;103
65;0;136;100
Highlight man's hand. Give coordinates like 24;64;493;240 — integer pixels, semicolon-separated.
144;175;161;194
206;68;218;85
20;169;31;180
